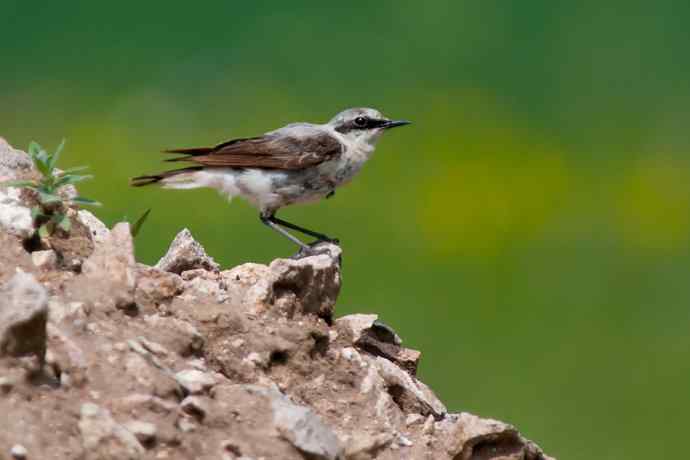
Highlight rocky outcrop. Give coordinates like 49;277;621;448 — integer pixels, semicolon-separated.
0;140;554;460
0;271;48;361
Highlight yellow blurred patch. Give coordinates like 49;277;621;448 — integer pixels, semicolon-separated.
418;151;569;259
614;157;690;251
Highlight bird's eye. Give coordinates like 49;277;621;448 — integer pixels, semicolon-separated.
354;116;367;127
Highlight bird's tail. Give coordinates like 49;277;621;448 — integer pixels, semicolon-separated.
162;146;214;163
130;166;204;187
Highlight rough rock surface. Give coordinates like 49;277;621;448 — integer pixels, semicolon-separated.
0;140;554;460
79;222;137;311
156;228;220;274
0;138;33;181
0;271;48;361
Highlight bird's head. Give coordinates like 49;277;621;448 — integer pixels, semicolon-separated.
328;108;410;146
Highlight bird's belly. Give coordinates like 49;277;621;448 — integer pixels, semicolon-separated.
245;159;365;210
259;170;332;208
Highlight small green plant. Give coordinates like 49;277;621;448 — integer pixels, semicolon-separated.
1;140;100;238
130;208;152;238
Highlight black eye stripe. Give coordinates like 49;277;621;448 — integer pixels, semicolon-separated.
334;116;384;133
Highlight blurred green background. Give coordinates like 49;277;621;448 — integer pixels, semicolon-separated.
3;1;689;458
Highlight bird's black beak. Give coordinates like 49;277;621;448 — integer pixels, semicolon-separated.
381;119;412;129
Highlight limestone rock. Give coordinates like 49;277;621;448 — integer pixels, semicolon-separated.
179;268;228;303
0;148;554;460
222;263;274;310
175;369;216;395
142;314;204;356
0;140;99;256
0;138;33;181
269;243;341;320
223;243;341;321
81;222;136;311
155;228;219;274
78;402;145;460
134;265;183;308
337;314;421;375
335;314;379;343
180;395;210;421
437;412;554;460
9;444;27;460
248;385;342;460
123;420;157;445
344;432;393;460
0;186;33;239
372;356;446;418
78;209;110;244
0;270;48;361
31;249;57;270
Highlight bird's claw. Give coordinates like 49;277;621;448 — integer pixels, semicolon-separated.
290;240;339;259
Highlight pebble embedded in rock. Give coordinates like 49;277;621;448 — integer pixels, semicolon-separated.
176;416;197;433
124;420;157;445
10;444;27;460
78;403;144;459
373;356;447;418
248;385;342;460
137;337;169;357
405;413;424;426
0;376;15;393
335;314;379;343
180;395;209;420
175;369;216;395
134;266;184;308
31;250;57;270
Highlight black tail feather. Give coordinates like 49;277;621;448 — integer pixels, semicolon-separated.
164;156;194;163
130;166;203;187
162;147;213;155
162;147;214;162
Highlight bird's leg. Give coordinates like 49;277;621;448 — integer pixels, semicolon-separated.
259;214;311;252
260;213;339;259
268;215;339;244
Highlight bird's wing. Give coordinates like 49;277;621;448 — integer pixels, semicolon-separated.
165;128;343;171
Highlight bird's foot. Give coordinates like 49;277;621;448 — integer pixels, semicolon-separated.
290;240;340;260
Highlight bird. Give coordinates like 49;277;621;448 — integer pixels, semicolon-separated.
131;107;410;256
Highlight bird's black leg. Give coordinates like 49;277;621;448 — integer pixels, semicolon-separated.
268;215;339;244
260;214;311;251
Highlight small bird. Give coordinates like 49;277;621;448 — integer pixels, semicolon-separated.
131;108;410;256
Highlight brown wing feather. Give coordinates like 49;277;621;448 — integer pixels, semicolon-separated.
165;133;342;171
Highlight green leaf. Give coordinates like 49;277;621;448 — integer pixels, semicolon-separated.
54;174;93;188
61;166;90;174
0;179;37;188
71;196;101;207
33;150;52;177
30;206;44;220
38;224;50;239
56;213;71;232
28;141;42;159
37;183;55;194
49;139;66;170
130;208;151;237
37;190;62;205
